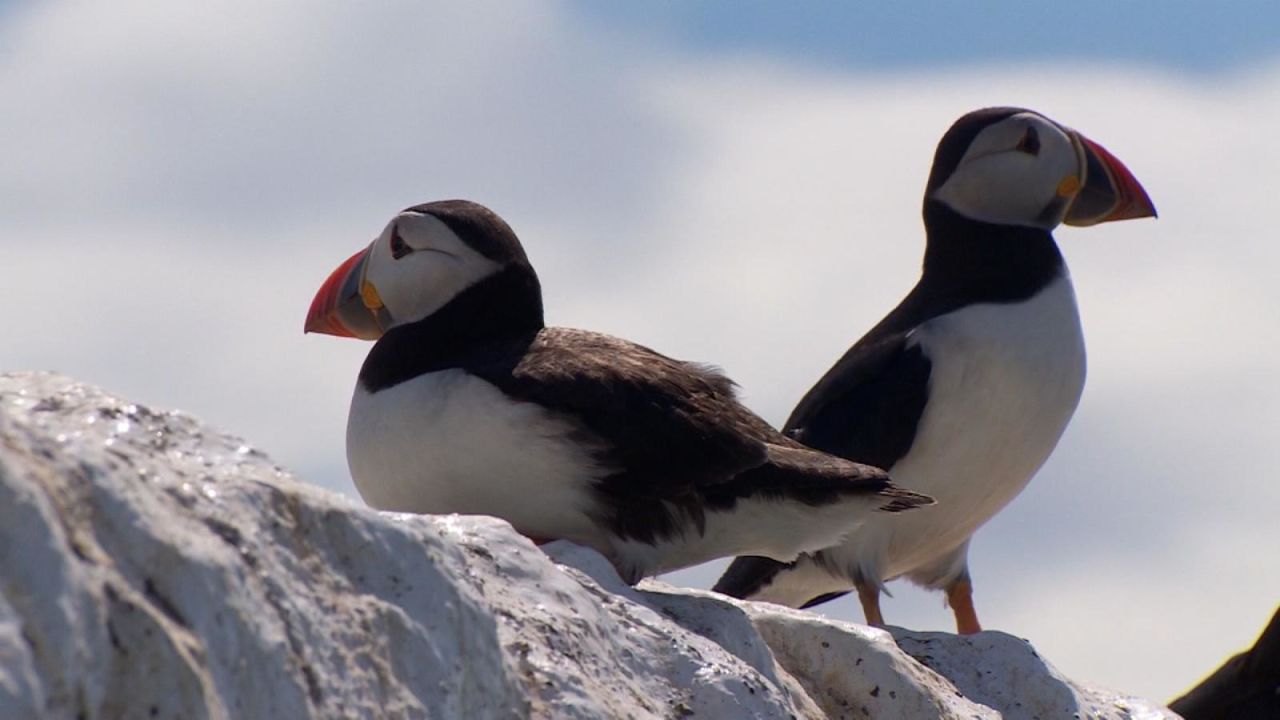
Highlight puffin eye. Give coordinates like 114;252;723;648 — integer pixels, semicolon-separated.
1015;126;1040;156
389;226;412;260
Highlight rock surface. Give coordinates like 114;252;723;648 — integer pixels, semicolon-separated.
0;372;1178;719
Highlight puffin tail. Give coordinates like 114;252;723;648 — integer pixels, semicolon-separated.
695;444;929;594
712;555;789;599
738;443;933;512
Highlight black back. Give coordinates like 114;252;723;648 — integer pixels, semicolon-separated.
463;328;903;543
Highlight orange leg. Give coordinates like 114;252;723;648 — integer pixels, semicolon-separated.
946;579;983;635
856;582;885;627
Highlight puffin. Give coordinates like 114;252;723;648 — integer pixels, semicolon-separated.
713;107;1157;633
304;200;932;583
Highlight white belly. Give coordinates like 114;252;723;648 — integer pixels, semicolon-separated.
836;275;1087;587
346;369;609;545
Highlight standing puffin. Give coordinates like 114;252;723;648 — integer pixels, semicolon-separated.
714;107;1156;633
305;200;931;583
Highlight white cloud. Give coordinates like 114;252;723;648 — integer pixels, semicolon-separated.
2;0;1277;702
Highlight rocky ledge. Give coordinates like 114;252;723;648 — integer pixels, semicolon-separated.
0;372;1176;719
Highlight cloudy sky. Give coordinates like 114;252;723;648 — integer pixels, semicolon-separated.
3;0;1277;702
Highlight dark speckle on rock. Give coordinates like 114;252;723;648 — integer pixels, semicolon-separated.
32;397;62;413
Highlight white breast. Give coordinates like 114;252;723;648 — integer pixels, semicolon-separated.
346;370;609;545
836;274;1087;587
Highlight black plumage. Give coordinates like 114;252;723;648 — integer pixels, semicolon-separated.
1170;606;1280;719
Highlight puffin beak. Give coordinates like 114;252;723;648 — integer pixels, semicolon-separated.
1063;132;1158;227
304;244;389;340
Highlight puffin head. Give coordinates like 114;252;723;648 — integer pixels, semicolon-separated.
305;200;536;339
926;107;1156;230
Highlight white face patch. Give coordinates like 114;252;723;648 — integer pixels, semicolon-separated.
362;211;503;328
932;112;1082;229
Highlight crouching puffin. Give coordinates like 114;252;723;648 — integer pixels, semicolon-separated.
714;107;1156;632
305;200;931;583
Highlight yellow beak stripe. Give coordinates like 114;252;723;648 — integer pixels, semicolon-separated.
1056;174;1082;198
360;281;384;311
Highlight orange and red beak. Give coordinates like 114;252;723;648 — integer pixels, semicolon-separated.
304;243;390;340
1063;132;1157;227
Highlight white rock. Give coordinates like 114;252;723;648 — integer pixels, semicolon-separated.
0;372;1178;719
887;629;1177;720
739;605;997;719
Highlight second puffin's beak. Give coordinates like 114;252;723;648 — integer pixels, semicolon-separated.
1063;132;1158;227
304;243;390;340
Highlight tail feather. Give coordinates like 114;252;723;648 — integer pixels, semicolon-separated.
876;486;934;513
711;445;931;603
712;555;789;598
735;443;933;510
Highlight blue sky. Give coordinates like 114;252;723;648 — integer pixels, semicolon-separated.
1;0;1276;702
573;1;1280;73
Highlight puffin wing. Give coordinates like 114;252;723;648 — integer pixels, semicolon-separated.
467;328;911;543
468;328;822;488
713;330;933;600
784;330;932;470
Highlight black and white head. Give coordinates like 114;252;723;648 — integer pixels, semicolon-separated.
305;200;539;340
926;107;1156;230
